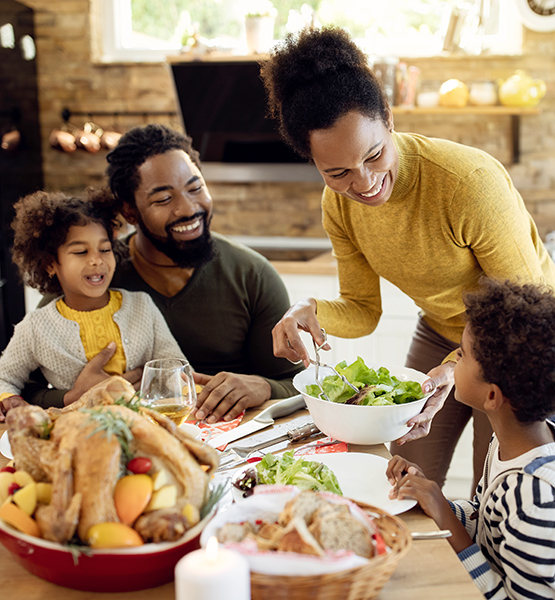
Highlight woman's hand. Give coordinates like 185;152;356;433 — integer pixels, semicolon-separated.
271;298;329;367
395;361;456;446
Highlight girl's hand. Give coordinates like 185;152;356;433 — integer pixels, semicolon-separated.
0;395;29;422
395;361;456;446
271;298;329;367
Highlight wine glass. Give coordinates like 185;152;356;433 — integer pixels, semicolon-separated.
140;358;196;427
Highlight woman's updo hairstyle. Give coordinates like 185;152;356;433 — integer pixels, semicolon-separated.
261;26;390;158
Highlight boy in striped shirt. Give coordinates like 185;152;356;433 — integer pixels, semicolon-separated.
387;278;555;600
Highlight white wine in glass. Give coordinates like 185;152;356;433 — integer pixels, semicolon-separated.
140;358;196;427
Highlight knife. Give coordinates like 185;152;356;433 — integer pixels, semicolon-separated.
217;421;321;469
207;394;306;448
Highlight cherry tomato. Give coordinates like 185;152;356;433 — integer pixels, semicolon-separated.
0;466;15;474
7;483;21;495
127;457;152;474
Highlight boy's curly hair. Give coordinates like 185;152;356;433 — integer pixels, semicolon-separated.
260;26;390;158
11;187;126;296
106;123;201;211
464;279;555;423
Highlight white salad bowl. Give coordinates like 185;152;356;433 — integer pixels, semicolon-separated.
293;363;433;445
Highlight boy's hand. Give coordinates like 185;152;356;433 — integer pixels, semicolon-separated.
387;454;474;555
0;395;29;422
386;455;425;486
389;469;447;519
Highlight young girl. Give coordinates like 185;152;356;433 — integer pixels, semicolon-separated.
0;188;185;418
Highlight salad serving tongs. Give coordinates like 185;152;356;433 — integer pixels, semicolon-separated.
290;329;359;401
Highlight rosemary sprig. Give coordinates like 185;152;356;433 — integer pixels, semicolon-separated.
82;408;135;473
64;540;93;566
114;391;142;413
39;420;54;440
200;480;229;520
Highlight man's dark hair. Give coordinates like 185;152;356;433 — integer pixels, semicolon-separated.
106;123;201;210
464;278;555;423
260;26;390;158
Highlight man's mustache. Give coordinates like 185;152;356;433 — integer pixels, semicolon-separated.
166;212;206;233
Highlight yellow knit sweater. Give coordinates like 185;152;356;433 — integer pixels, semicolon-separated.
56;290;126;375
316;132;555;344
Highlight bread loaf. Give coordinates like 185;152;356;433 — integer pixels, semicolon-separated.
276;516;324;556
309;514;374;558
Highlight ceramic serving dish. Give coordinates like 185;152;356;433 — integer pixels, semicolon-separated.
0;509;214;592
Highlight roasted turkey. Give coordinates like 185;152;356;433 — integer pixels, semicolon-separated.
6;376;219;544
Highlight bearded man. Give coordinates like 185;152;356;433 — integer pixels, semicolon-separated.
25;125;302;422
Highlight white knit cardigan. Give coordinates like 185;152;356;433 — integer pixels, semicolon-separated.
0;289;185;396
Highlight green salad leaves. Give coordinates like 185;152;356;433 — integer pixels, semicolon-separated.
255;450;343;496
305;357;425;406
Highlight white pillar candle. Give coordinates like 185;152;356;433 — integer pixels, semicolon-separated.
175;536;251;600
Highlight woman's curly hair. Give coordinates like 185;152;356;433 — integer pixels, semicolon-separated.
464;278;555;423
11;187;126;296
260;26;390;158
106;123;201;211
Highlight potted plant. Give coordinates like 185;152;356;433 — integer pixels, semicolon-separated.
245;0;277;54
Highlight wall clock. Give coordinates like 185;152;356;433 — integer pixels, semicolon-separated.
516;0;555;31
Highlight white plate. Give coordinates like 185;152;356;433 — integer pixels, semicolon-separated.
0;430;13;460
232;452;416;516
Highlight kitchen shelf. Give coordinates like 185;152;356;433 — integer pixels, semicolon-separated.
169;54;540;166
391;105;540;164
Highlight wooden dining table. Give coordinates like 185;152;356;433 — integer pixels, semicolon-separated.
0;399;483;600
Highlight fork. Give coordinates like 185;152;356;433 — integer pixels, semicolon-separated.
290;329;358;401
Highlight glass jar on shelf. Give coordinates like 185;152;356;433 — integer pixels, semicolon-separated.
371;56;398;106
469;80;498;106
416;80;441;108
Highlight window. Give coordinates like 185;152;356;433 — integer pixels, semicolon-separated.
98;0;522;63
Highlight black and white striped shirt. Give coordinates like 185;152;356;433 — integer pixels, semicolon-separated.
449;430;555;600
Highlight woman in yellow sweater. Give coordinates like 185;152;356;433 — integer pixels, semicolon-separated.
262;27;555;491
0;188;184;419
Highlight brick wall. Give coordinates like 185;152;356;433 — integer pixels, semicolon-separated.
16;1;555;238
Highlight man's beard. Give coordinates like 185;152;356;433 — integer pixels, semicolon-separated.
136;212;216;269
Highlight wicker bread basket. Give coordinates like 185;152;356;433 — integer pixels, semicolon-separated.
250;500;412;600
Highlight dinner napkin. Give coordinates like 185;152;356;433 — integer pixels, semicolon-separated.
186;412;246;449
294;436;348;455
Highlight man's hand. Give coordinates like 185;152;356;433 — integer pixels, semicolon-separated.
193;372;272;424
0;395;29;422
63;342;143;406
395;361;456;446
